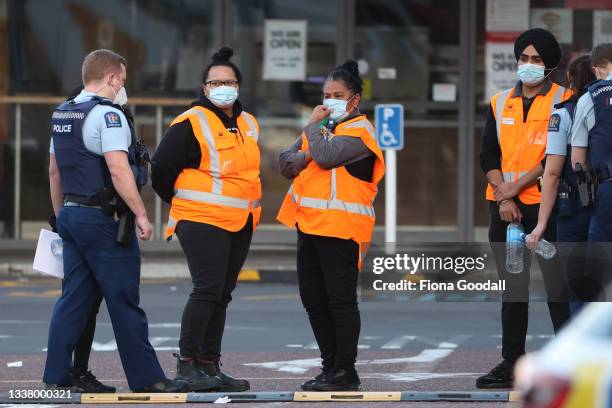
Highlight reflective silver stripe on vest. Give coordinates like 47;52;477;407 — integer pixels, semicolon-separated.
494;89;513;143
299;196;375;217
343;119;376;139
174;189;261;210
167;216;177;229
287;184;299;203
184;108;223;195
286;182;374;217
550;85;565;115
240;112;259;141
330;168;337;200
502;171;528;182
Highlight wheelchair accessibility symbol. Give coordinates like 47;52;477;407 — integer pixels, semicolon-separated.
375;104;404;150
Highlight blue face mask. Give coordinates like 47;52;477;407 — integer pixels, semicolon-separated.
323;95;355;121
209;86;238;108
517;63;546;86
607;73;612;81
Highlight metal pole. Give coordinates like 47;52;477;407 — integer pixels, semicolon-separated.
154;106;163;240
385;149;397;253
457;0;476;242
13;104;21;239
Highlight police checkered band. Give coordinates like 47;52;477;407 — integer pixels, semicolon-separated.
52;111;86;120
592;84;612;97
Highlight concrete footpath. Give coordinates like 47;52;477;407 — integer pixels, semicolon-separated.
1;226;486;282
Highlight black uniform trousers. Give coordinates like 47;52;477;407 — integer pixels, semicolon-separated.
297;227;360;371
176;214;253;360
488;200;570;363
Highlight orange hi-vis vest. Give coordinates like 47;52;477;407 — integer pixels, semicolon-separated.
277;115;386;267
165;106;262;238
485;83;570;205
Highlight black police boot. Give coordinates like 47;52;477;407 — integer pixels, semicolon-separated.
174;354;220;392
198;359;250;392
71;369;116;393
476;360;515;389
311;367;361;391
300;367;332;391
133;378;190;393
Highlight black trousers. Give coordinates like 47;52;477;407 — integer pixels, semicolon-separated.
73;295;102;372
60;278;101;373
176;215;253;360
488;201;570;362
297;228;360;370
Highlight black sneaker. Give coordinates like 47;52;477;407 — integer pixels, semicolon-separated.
198;360;249;392
476;360;515;389
311;367;361;392
300;369;330;391
133;378;190;393
72;370;116;393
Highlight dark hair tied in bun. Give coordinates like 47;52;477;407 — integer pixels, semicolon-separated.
202;46;242;85
327;59;364;95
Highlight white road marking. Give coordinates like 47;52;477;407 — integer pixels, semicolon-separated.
91;340;117;351
245;347;455;374
365;349;454;365
285;344;303;348
244;358;321;374
381;335;416;349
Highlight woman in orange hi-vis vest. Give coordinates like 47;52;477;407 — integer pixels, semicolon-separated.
151;47;260;393
277;61;385;392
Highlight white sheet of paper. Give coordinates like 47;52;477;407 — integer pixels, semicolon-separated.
33;229;64;279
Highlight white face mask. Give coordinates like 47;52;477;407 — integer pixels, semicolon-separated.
111;85;128;106
208;86;239;108
323;95;355;121
517;63;546;86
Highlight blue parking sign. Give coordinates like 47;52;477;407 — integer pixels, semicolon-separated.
375;104;404;150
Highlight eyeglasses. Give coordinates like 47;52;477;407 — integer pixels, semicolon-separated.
205;80;239;88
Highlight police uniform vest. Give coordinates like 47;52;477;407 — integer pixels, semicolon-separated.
486;83;569;204
586;79;612;179
553;99;578;189
51;97;137;201
166;106;262;238
277;115;386;267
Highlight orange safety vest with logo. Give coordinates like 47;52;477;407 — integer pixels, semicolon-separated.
165;106;262;238
485;83;570;205
277;115;386;268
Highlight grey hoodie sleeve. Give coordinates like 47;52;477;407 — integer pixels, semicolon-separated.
304;123;372;170
278;136;309;180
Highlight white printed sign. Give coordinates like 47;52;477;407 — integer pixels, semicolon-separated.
486;0;529;32
530;8;573;44
263;19;307;81
593;11;612;45
485;41;517;102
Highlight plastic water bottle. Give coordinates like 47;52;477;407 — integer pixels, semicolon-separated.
506;223;524;274
50;238;63;257
525;234;557;259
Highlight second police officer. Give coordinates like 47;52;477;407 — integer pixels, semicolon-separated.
526;55;596;316
570;43;612;299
